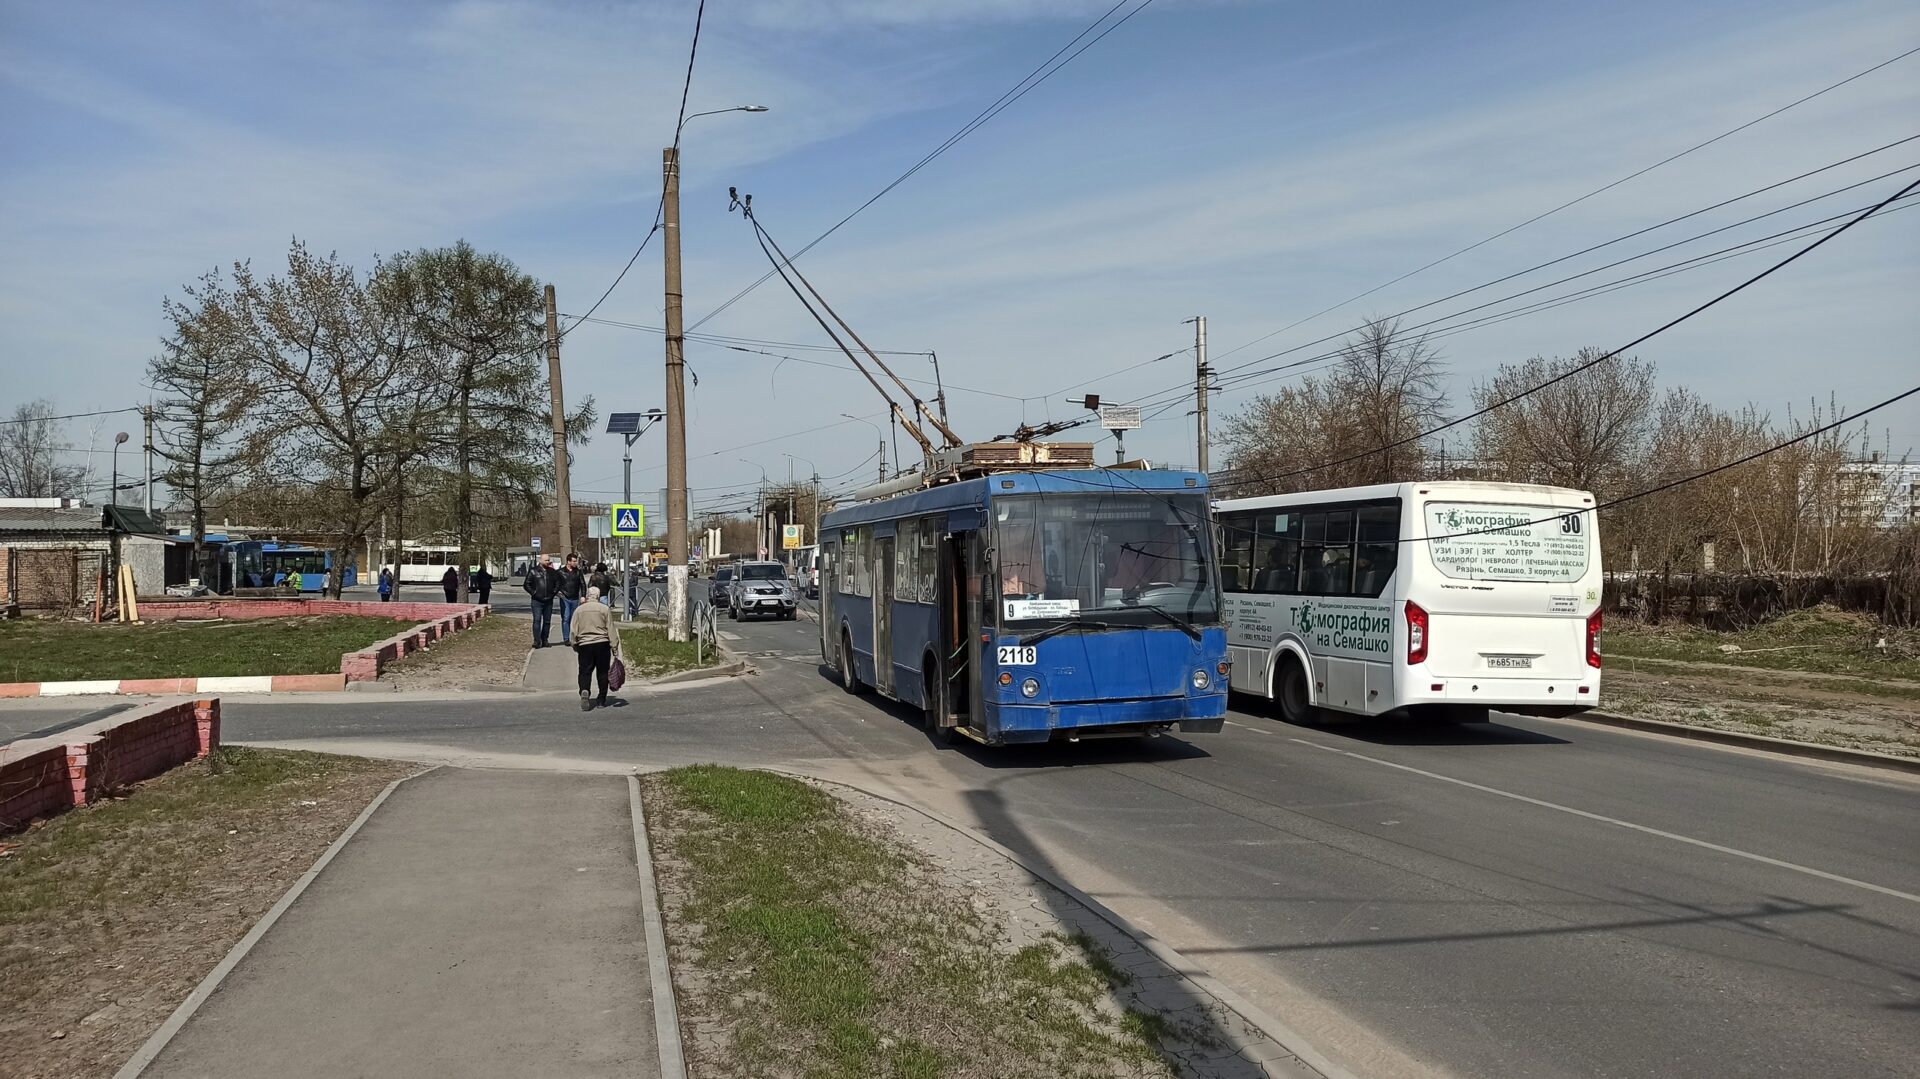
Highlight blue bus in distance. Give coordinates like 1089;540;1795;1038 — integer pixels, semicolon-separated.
818;468;1227;745
228;541;356;593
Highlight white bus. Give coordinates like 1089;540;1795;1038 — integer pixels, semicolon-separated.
1215;481;1602;723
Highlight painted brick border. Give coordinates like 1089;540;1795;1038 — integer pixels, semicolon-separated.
0;697;220;833
0;602;489;698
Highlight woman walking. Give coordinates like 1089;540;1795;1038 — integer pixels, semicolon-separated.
571;586;614;709
589;562;615;605
440;565;460;603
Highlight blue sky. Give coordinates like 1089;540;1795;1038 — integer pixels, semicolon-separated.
3;0;1916;517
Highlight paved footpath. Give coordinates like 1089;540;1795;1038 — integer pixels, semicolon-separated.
144;768;659;1079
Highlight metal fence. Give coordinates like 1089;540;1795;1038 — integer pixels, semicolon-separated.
692;600;720;666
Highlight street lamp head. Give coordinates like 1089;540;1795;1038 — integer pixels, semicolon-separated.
738;104;770;112
114;431;130;445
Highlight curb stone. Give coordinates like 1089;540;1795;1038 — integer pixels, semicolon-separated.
627;775;688;1079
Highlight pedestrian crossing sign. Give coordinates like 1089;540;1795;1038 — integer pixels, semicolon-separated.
612;504;645;536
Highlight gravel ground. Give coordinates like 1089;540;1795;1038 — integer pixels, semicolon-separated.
377;615;531;691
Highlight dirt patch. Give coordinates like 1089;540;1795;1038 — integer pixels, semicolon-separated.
1603;664;1920;758
379;614;529;691
0;748;415;1078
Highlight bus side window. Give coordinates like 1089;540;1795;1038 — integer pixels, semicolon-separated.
1255;513;1300;594
1354;505;1400;597
1300;511;1355;595
1218;512;1254;593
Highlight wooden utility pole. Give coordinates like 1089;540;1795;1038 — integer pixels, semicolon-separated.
544;284;573;557
663;145;691;640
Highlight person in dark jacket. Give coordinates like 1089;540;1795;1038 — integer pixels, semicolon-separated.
589;562;614;605
440;565;459;603
471;564;493;606
524;554;559;646
377;567;393;601
556;554;587;644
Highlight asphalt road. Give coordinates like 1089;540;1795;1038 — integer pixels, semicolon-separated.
30;608;1920;1078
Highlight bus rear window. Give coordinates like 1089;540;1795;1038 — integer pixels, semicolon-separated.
1423;502;1590;583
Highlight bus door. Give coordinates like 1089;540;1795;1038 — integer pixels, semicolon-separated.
873;535;896;696
935;527;984;733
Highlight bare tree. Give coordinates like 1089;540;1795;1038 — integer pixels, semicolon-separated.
1468;350;1655;497
1220;319;1447;494
229;241;426;597
150;270;264;585
377;242;592;564
0;400;87;498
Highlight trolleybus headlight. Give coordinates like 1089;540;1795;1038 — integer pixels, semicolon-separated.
1020;677;1040;698
1191;669;1210;690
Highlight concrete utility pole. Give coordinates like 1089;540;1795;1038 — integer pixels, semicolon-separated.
544;285;573;557
1190;315;1210;474
662;145;691;640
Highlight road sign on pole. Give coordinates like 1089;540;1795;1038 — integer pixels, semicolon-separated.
1099;405;1142;431
531;536;542;550
611;504;645;536
781;524;803;550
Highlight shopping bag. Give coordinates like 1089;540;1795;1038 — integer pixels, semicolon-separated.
608;656;627;691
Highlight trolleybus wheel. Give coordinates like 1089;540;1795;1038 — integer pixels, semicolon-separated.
839;630;864;695
1275;656;1317;725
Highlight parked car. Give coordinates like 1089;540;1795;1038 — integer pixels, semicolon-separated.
728;561;797;620
706;566;734;607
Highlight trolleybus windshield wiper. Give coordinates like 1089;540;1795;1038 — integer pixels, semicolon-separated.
1019;618;1112;647
1120;602;1202;640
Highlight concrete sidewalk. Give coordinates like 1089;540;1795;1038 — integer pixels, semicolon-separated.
144;769;659;1079
522;641;584;692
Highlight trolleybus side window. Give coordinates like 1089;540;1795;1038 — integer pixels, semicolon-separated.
838;530;856;595
894;519;924;604
850;527;872;597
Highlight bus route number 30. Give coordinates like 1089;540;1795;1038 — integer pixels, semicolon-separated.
996;645;1038;666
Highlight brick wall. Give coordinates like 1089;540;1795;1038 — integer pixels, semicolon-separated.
0;698;219;834
0;742;71;834
139;598;474;622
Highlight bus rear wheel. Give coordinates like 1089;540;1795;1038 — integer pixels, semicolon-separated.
1275;657;1317;725
839;631;865;695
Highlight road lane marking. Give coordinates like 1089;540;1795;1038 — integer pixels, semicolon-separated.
1290;737;1920;905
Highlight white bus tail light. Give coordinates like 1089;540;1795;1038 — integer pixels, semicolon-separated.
1586;610;1603;669
1405;601;1429;665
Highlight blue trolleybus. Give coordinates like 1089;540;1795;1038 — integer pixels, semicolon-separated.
818;468;1228;745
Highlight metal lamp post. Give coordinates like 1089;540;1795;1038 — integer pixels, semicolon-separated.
607;409;665;620
664;103;770;641
111;432;129;507
782;452;817;573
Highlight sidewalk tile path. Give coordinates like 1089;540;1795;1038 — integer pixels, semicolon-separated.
144;769;659;1079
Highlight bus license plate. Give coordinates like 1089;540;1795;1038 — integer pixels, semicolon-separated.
1486;656;1532;669
997;645;1037;665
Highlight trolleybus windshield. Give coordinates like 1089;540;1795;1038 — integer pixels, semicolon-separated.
993;492;1217;625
